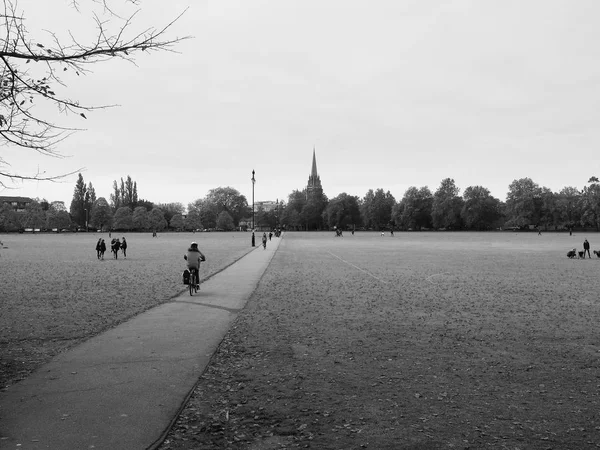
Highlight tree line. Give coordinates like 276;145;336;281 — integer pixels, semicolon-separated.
280;176;600;232
2;175;600;233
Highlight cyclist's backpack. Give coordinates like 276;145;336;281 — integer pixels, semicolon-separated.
182;269;190;285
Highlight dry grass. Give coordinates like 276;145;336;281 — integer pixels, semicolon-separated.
160;231;600;449
0;231;254;388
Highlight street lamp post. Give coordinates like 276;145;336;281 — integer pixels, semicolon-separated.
251;170;256;247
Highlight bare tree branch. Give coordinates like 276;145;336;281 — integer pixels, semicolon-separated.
0;0;190;183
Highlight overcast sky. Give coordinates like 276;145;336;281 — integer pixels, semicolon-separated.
3;0;600;208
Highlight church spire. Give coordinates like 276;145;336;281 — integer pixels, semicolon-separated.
311;146;318;179
307;146;322;196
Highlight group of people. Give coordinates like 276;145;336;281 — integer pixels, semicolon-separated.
250;230;281;249
95;237;127;260
567;238;594;259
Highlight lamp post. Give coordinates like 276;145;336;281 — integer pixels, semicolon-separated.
251;169;256;247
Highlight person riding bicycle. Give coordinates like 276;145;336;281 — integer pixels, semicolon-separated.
184;242;206;288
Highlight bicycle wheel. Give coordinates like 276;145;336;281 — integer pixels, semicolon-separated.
189;271;195;296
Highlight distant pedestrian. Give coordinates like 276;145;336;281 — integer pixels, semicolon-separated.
390;229;394;236
96;238;102;259
100;239;107;259
269;232;273;241
121;237;127;258
537;227;542;236
262;232;267;249
152;230;157;238
569;227;572;236
109;230;112;238
583;239;591;258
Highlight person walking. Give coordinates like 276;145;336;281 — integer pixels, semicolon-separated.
100;239;107;260
95;238;102;259
121;237;127;258
262;232;267;249
583;239;591;258
269;231;273;241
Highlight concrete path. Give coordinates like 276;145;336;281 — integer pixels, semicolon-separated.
0;238;281;450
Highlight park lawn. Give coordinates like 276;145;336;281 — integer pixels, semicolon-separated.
0;231;254;388
160;231;600;449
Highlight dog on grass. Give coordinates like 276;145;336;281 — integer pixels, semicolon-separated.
578;251;585;259
594;250;600;258
567;248;577;258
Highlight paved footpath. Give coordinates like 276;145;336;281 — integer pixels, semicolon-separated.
0;238;281;450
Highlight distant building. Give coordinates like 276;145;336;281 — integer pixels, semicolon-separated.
255;200;277;212
0;196;33;212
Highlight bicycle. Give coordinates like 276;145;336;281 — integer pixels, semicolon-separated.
189;267;199;296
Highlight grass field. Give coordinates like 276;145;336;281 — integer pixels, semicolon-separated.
159;231;600;449
0;231;254;387
2;230;600;448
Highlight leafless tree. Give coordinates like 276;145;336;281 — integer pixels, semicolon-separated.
0;0;188;186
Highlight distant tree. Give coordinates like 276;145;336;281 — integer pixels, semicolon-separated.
360;189;395;231
395;186;433;230
132;206;149;230
431;178;463;229
538;187;559;230
20;200;46;229
461;186;503;230
322;193;362;230
112;206;133;231
69;173;87;226
133;182;139;207
110;179;122;210
281;190;306;230
87;182;97;207
147;208;167;231
216;211;235;231
207;187;249;227
90;197;113;231
124;176;135;208
111;175;139;210
183;210;202;231
304;189;328;230
556;186;581;227
505;178;543;227
0;203;19;231
46;203;71;230
169;213;184;230
581;177;600;230
156;202;185;225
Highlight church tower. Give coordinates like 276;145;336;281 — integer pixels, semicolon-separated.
306;147;322;197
